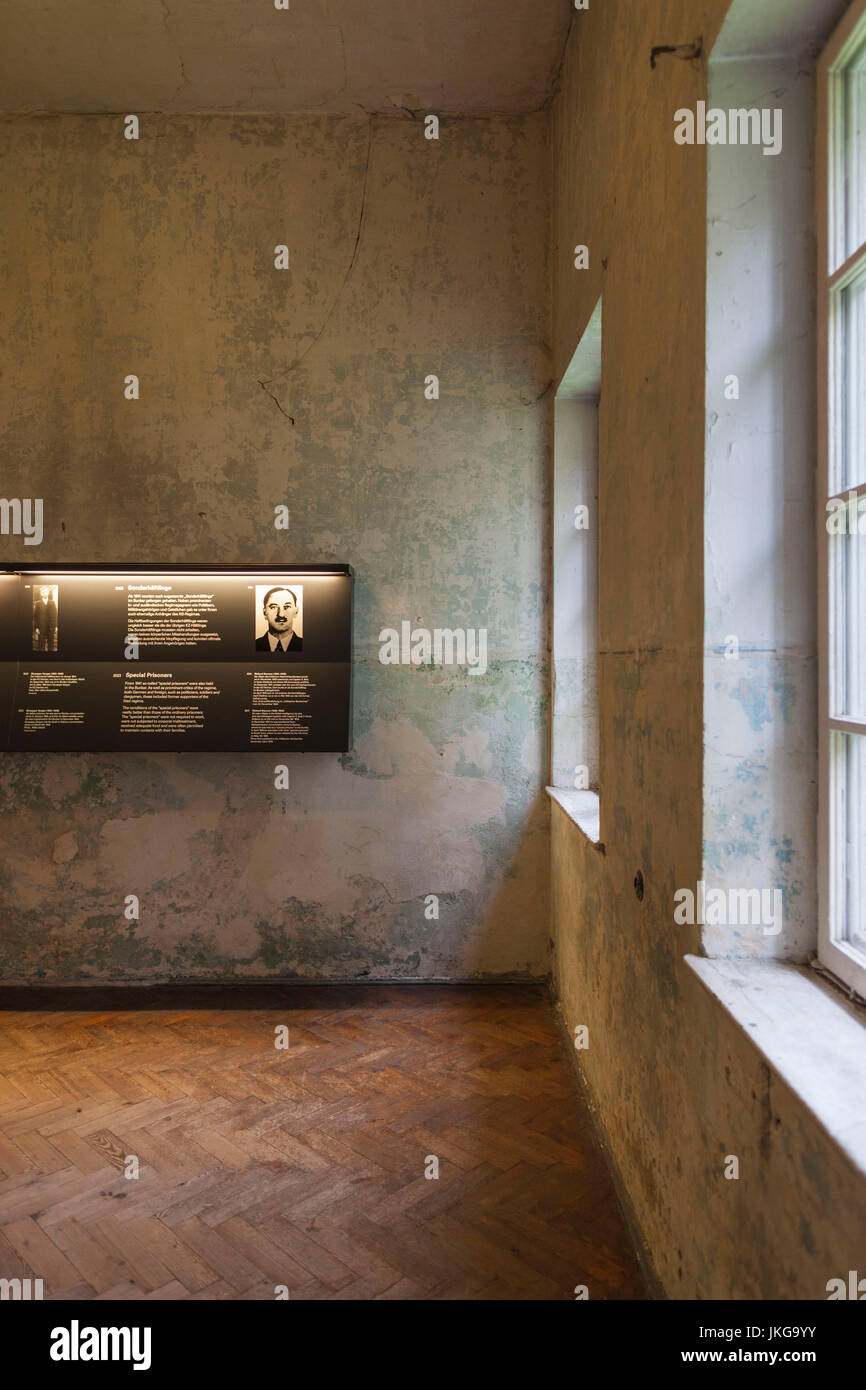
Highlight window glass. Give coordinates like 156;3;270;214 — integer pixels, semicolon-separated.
834;731;866;956
844;33;866;260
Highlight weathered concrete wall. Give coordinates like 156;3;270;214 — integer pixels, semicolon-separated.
554;805;866;1298
0;112;551;982
551;1;866;1297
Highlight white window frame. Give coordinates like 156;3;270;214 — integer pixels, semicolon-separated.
818;0;866;996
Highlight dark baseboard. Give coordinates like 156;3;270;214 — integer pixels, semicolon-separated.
0;977;549;1011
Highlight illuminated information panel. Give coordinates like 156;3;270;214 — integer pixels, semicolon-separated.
0;566;352;752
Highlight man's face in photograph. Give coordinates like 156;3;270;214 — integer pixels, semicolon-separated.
264;589;298;637
39;587;50;602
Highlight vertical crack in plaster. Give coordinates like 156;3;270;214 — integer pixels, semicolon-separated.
337;24;348;98
275;117;374;383
159;0;194;100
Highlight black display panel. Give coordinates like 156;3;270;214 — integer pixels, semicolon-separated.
0;567;352;752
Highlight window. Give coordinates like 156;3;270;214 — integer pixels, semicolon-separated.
552;299;601;823
818;1;866;994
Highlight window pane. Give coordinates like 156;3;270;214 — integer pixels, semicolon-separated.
832;732;866;959
844;34;866;261
834;272;866;492
829;517;866;719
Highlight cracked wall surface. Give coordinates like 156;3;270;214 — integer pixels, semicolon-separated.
0;111;551;983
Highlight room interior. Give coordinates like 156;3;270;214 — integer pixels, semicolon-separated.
0;0;865;1309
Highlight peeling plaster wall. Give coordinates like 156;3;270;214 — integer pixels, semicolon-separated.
551;1;866;1297
0;112;551;983
553;807;866;1297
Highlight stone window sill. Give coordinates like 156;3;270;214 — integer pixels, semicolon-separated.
686;955;866;1177
546;787;604;851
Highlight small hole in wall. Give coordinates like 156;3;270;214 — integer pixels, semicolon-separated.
634;869;644;902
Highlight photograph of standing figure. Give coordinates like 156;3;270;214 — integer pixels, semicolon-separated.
32;583;58;652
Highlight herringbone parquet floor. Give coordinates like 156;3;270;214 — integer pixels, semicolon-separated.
0;984;644;1300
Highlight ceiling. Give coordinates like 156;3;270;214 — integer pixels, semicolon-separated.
0;0;572;115
712;0;849;59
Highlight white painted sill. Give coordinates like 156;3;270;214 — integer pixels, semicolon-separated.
546;786;604;851
686;955;866;1177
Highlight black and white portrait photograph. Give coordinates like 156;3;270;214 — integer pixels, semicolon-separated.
32;582;58;652
254;583;303;654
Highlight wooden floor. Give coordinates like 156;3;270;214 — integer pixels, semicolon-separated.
0;984;644;1300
